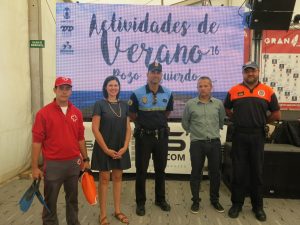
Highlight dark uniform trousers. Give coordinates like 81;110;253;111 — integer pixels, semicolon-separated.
43;157;81;225
231;130;265;210
190;139;222;204
135;134;168;205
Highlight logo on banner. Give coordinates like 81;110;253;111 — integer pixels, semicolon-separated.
60;25;74;36
60;41;74;55
63;7;71;19
264;35;300;47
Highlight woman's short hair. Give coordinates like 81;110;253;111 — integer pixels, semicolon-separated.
102;76;121;99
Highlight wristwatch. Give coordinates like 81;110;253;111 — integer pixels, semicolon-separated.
83;157;90;162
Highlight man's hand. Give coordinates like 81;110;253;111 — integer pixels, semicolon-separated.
32;167;43;180
82;161;91;170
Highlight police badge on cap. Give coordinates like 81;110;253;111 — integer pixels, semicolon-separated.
148;62;162;72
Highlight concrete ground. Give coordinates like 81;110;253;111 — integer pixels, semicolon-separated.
0;175;299;225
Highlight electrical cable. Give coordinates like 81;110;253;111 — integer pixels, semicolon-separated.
238;0;247;17
46;0;56;24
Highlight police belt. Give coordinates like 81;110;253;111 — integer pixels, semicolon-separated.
140;127;166;135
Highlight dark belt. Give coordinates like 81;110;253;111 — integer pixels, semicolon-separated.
235;127;264;133
141;127;165;135
198;138;220;143
134;127;169;139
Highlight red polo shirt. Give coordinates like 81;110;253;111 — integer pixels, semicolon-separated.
32;100;85;160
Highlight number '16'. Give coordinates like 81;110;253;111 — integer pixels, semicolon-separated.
210;46;219;55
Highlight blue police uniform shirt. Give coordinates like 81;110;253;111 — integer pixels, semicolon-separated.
129;84;174;130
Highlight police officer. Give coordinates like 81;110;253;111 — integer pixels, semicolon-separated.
129;62;174;216
224;61;281;222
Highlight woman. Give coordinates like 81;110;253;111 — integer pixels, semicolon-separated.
91;76;131;225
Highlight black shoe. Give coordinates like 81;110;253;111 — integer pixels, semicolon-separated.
228;205;242;218
190;202;199;214
155;201;171;211
252;208;267;221
212;202;225;213
136;204;145;216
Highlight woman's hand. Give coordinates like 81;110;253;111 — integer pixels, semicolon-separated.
104;149;119;159
115;147;127;159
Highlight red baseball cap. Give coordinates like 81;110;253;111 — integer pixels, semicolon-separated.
54;76;72;87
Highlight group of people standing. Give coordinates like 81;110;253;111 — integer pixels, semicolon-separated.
31;61;280;225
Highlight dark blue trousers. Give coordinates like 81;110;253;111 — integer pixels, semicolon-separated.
135;134;168;205
231;131;265;210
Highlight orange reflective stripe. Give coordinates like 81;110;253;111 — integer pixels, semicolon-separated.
229;83;273;102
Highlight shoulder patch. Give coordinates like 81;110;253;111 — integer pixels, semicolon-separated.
128;99;133;106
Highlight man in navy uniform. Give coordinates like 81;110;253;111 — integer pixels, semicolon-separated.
129;62;174;216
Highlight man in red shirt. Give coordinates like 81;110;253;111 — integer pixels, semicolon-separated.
32;77;90;225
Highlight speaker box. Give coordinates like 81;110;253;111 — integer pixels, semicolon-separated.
245;0;296;30
222;142;300;199
263;149;300;198
247;11;294;30
248;0;296;11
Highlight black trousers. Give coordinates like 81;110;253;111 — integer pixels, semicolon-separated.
43;157;81;225
135;134;168;205
231;131;265;209
190;139;222;204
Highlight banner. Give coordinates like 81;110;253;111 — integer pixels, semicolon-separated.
261;30;300;110
84;122;227;174
56;3;244;119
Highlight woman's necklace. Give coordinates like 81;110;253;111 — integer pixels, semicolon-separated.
107;100;122;118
